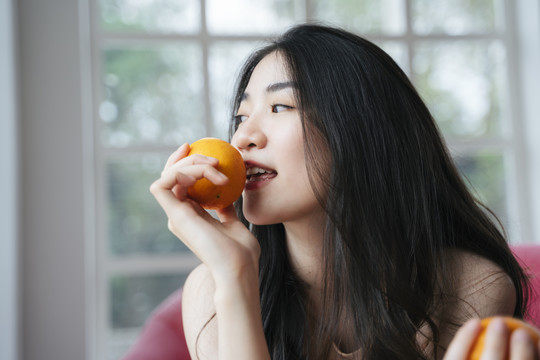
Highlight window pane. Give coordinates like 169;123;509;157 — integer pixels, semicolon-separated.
107;273;188;358
106;328;139;360
454;150;508;225
206;0;301;35
109;273;187;328
107;154;189;255
100;44;206;147
312;0;406;35
413;40;508;139
374;41;409;75
209;41;262;138
412;0;503;35
100;0;200;33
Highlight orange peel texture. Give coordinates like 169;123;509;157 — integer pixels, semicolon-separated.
186;137;246;210
468;316;540;360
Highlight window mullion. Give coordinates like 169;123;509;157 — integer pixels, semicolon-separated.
305;0;313;21
201;0;213;135
404;0;415;80
501;0;531;243
108;254;201;276
89;0;112;357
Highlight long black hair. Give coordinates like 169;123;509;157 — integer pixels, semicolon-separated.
228;24;529;359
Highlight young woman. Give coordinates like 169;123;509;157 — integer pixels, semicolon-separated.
150;24;536;359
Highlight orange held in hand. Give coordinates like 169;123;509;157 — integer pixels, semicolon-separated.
186;137;246;210
468;316;540;360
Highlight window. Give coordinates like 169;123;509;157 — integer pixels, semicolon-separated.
89;0;531;358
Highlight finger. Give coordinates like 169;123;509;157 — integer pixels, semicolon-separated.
172;184;182;200
481;317;509;360
216;204;240;224
160;164;228;192
164;143;189;171
510;329;535;360
169;153;219;170
163;153;222;199
163;153;220;180
163;146;220;177
150;173;196;210
152;169;197;193
444;318;482;360
153;185;192;231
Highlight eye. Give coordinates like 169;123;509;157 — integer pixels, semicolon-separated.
234;114;248;123
271;104;293;113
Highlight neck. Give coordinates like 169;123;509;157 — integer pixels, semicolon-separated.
282;210;326;297
283;212;361;353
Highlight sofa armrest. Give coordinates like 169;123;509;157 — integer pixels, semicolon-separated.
121;288;191;360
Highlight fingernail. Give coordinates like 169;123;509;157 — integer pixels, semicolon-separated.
512;329;532;344
173;144;185;155
465;318;481;329
205;156;219;164
489;318;508;334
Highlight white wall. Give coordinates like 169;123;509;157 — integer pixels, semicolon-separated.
1;0;19;359
18;0;88;358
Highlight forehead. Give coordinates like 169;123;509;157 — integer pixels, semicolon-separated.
245;51;290;91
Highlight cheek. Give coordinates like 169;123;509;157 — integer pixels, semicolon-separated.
277;125;305;165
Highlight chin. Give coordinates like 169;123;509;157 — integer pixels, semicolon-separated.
243;211;276;226
242;202;280;226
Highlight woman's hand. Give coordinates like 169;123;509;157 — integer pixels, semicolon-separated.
444;317;540;360
149;143;259;285
151;144;270;360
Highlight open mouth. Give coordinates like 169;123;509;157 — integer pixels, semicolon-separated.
246;166;277;182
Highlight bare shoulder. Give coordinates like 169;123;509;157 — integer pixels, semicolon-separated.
446;248;516;320
182;263;218;359
428;249;517;355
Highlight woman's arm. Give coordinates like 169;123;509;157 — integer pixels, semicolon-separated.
183;262;269;360
150;144;270;360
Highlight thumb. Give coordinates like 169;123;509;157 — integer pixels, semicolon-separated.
216;204;240;224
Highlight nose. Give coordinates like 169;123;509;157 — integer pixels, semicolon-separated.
231;117;267;151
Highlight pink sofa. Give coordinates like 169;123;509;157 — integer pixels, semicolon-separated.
121;245;540;360
121;287;191;360
513;244;540;326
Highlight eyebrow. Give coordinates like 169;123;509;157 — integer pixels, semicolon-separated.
266;81;297;93
240;81;297;102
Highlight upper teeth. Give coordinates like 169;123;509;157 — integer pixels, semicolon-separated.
247;167;272;176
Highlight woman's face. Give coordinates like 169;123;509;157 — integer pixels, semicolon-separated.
231;51;325;225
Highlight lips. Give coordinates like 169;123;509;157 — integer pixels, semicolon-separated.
244;162;277;190
246;166;276;179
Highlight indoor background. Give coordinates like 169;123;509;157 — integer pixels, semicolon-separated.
1;0;540;359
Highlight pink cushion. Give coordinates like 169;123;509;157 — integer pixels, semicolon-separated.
512;244;540;326
121;288;191;360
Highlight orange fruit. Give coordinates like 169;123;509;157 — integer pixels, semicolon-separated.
468;316;540;360
186;137;246;210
